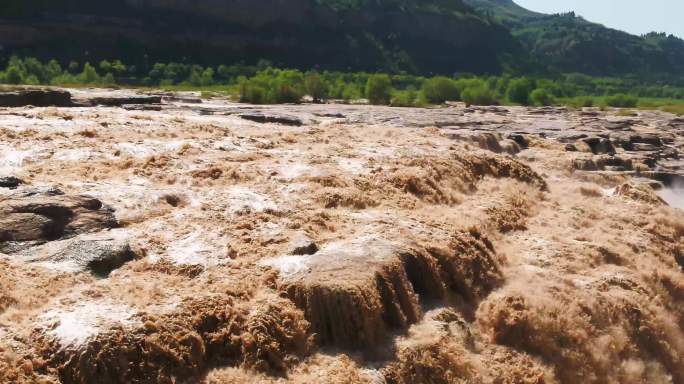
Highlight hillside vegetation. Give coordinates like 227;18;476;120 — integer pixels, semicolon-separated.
0;0;682;93
464;0;684;77
0;0;514;75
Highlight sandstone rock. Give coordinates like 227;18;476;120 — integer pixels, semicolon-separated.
289;234;318;256
499;139;521;155
0;190;117;244
573;140;594;153
268;230;501;351
630;133;662;147
162;96;203;104
572;155;633;172
579;137;616;155
604;121;634;131
0;89;72;107
631;143;660;152
506;133;529;148
87;95;162;107
121;104;163;111
239;113;303;126
17;233;137;276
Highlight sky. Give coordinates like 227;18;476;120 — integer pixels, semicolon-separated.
515;0;684;39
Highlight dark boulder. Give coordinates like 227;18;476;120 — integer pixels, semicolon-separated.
87;95;162;107
629;133;662;147
0;89;73;107
239;113;303;126
0;176;23;189
580;137;616;155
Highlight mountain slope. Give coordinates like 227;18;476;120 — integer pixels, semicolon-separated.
465;0;684;77
463;0;541;24
0;0;682;78
0;0;517;75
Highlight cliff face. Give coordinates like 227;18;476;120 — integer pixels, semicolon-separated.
0;0;516;74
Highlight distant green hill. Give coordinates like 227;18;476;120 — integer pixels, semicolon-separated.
0;0;517;75
0;0;682;79
463;0;541;23
465;0;684;77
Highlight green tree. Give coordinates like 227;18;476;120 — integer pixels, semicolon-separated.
200;68;215;86
506;77;534;105
530;88;554;106
187;65;203;86
45;60;63;81
271;70;305;103
239;77;266;104
305;73;329;103
23;57;46;83
99;60;112;74
422;76;460;104
461;85;498;106
341;83;361;101
365;74;392;105
111;60;127;74
68;61;80;73
5;66;23;84
79;62;100;84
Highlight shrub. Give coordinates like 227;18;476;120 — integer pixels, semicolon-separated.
422;76;460;104
506;77;534;105
461;85;499;106
605;93;638;108
365;74;392;105
530;88;554;106
239;77;267;104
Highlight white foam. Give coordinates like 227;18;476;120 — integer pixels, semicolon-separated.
227;187;277;215
278;162;320;180
114;140;190;158
337;158;369;175
40;301;139;347
165;230;230;267
602;187;617;197
0;146;43;172
52;149;99;162
259;255;309;277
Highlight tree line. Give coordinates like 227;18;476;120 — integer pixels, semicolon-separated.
1;56;683;108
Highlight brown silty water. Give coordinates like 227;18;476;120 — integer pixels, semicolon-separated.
1;89;684;383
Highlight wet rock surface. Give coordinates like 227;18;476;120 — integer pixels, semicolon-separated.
16;233;136;276
238;112;304;126
2;89;684;384
0;188;117;244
